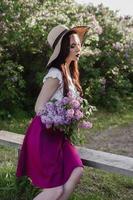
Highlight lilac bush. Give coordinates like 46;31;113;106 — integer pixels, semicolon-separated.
1;0;133;118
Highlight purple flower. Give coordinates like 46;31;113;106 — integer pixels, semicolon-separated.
77;96;83;103
39;94;94;138
70;99;80;108
55;100;62;107
41;115;52;124
45;102;55;112
56;107;65;115
74;110;84;120
113;42;123;51
79;121;93;129
45;124;52;129
53;116;64;125
64;118;71;125
66;109;74;119
67;91;73;98
61;97;70;104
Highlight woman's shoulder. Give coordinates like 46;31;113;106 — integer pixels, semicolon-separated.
48;67;62;74
49;67;61;71
43;67;63;85
47;67;62;79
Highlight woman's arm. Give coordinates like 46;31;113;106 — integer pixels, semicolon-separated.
34;77;60;114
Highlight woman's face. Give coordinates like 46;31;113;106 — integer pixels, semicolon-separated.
67;34;81;62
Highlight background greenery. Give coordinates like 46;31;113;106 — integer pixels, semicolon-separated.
0;102;133;200
0;0;133;120
0;0;133;199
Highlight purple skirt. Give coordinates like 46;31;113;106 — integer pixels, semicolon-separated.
16;115;84;189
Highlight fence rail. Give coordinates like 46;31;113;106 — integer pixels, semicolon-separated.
0;130;133;177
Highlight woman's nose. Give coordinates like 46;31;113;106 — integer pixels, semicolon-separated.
75;45;81;52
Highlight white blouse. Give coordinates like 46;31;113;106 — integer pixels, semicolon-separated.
43;67;80;100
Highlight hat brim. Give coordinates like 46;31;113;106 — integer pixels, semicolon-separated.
46;26;89;67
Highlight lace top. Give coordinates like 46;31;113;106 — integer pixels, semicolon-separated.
43;67;80;100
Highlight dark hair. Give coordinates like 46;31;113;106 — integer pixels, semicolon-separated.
47;30;83;97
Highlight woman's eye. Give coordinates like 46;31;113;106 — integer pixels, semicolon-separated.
70;44;75;48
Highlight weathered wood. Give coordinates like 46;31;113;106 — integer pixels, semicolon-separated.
77;147;133;177
0;130;133;177
0;130;23;148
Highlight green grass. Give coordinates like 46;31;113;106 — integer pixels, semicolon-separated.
87;96;133;134
71;167;133;200
0;149;133;200
0;97;133;136
0;116;31;134
0;97;133;200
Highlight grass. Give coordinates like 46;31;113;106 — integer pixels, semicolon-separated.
1;97;133;136
71;167;133;200
0;149;133;200
0;114;31;134
0;96;133;200
85;96;133;135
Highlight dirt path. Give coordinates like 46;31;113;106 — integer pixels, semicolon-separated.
84;122;133;157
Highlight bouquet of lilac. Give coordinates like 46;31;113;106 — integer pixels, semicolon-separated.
37;91;95;140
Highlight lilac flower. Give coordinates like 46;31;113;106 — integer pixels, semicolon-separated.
53;116;64;125
41;115;53;125
45;124;52;129
74;110;83;120
67;91;73;98
55;100;62;107
70;99;80;108
39;94;94;138
79;121;93;129
61;96;70;104
56;106;65;115
64;117;71;125
113;42;123;51
66;109;74;119
76;96;83;103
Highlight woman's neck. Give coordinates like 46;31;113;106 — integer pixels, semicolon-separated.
65;56;72;71
64;62;71;77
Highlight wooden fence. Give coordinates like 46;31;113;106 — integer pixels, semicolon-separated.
0;130;133;177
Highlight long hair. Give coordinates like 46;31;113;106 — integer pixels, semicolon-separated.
47;30;83;97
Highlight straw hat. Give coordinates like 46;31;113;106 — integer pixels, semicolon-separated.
46;24;89;67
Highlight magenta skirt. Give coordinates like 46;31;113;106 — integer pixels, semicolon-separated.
16;115;84;189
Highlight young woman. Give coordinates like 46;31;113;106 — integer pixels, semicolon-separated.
16;24;89;200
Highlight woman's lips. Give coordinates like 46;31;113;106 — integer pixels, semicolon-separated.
76;53;80;57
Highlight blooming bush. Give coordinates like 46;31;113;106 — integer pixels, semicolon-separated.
79;4;133;111
37;91;95;141
1;0;133;118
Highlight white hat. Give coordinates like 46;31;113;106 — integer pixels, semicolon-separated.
46;24;89;67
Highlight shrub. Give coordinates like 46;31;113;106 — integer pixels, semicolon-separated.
0;0;133;116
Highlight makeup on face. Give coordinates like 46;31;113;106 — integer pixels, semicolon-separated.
69;34;81;60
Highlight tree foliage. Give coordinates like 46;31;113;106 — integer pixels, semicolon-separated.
0;0;133;118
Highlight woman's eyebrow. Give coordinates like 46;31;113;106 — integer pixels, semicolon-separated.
71;42;76;45
71;42;80;45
